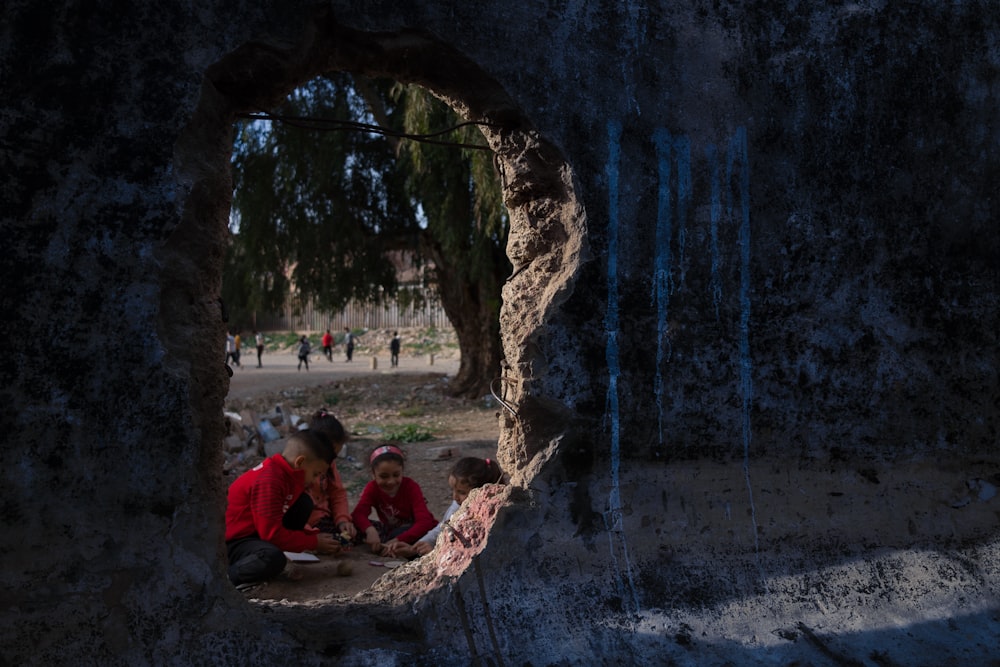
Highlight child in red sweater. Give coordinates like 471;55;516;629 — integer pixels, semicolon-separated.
225;431;341;587
351;445;436;557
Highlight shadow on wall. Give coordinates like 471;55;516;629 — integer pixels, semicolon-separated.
609;458;1000;606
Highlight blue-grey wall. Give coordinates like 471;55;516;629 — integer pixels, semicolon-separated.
2;1;997;664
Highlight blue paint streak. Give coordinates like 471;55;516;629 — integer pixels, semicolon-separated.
620;1;644;114
730;127;763;573
605;119;622;519
674;136;691;288
649;129;693;452
706;143;722;320
725;134;737;220
652;129;674;450
604;120;640;613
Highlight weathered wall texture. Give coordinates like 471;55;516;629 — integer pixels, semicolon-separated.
2;1;998;664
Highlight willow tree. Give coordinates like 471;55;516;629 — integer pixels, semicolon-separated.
391;83;510;400
226;73;509;398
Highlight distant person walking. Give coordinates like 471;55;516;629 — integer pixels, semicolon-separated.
321;329;334;362
390;331;401;368
343;327;354;362
225;332;238;367
254;330;265;368
297;335;311;371
233;332;242;367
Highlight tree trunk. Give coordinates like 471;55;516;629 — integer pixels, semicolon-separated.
423;235;506;399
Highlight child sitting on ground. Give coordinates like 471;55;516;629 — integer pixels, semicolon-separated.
304;410;356;541
225;431;341;588
411;456;506;557
351;445;437;557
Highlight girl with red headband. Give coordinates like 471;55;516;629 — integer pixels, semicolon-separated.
351;445;437;557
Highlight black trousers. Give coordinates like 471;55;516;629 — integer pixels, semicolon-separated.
226;492;313;585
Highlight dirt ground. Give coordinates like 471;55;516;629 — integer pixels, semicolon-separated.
222;348;500;602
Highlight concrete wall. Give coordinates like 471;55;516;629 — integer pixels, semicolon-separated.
2;1;998;664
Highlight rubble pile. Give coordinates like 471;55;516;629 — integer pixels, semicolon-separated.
347;327;458;359
222;402;304;475
221;373;491;482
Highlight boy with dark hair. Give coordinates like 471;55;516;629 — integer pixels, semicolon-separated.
225;431;340;588
343;327;354;362
389;331;400;368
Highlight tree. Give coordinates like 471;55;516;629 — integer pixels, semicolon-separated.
391;84;509;399
226;73;509;397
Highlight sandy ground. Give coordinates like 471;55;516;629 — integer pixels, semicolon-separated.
225;346;462;401
223;348;500;602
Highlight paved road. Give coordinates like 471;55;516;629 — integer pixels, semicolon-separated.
225;350;460;401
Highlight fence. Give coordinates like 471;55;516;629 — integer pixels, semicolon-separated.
253;290;450;333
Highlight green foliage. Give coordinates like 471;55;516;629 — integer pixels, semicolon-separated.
404;327;457;355
392;84;509;290
225;73;511;397
229;74;418;314
274;332;304;349
394;285;427;311
407;339;441;354
397;406;424;418
383;423;434;443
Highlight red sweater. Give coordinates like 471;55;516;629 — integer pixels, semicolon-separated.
225;453;319;552
351;477;437;544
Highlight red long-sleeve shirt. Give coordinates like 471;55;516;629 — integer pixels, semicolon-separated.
351;477;437;544
225;453;319;552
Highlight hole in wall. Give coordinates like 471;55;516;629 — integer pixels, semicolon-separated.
167;7;587;649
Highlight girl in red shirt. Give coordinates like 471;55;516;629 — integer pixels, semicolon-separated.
351;445;436;557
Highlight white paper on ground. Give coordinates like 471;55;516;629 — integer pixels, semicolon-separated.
283;551;320;562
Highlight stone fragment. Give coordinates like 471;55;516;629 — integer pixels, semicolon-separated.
224;434;244;452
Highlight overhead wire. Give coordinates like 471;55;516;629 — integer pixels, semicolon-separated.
235;109;501;151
